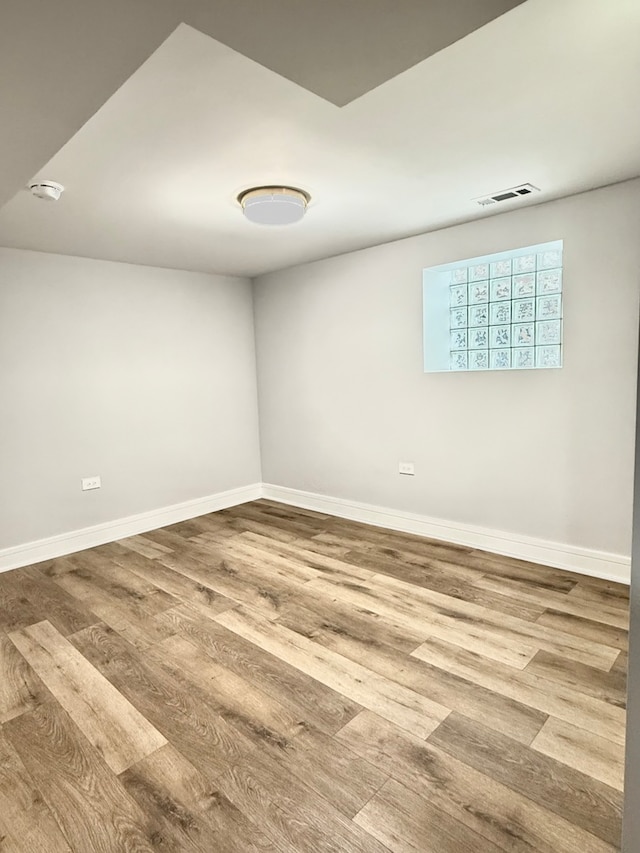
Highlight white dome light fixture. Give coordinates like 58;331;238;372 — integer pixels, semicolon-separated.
238;186;310;226
29;180;65;202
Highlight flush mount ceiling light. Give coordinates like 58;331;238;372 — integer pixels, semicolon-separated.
238;186;310;225
29;180;65;201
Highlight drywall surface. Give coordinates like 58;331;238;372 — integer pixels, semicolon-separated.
253;180;640;558
0;248;261;548
623;322;640;849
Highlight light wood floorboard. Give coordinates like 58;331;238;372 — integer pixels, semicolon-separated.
0;499;628;851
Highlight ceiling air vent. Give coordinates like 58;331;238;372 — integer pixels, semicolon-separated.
473;183;540;207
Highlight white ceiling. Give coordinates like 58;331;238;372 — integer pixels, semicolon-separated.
0;0;639;278
0;0;525;210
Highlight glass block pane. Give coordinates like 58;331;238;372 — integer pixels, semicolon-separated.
490;349;511;369
513;323;535;347
537;294;562;320
450;284;468;307
537;269;562;294
536;345;561;368
423;239;562;373
513;347;535;369
537;249;562;270
450;329;467;350
513;298;536;323
450;307;468;329
513;254;536;274
469;263;490;282
468;327;489;349
468;281;489;304
536;319;561;345
490;301;512;324
469;304;489;326
512;273;536;298
490;277;511;301
450;351;469;370
469;350;489;370
490;259;512;278
451;267;468;284
490;325;511;348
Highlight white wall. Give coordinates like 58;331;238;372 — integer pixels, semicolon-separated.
254;180;640;560
0;248;261;549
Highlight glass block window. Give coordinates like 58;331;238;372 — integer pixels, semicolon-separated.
423;240;563;372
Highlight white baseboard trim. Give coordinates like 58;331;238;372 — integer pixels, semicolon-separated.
262;483;631;584
0;483;262;574
1;481;630;584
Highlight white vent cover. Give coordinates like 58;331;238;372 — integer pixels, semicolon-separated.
473;183;540;207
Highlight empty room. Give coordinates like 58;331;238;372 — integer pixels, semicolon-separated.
1;1;640;851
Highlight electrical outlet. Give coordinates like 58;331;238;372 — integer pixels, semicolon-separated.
398;462;415;476
82;476;101;491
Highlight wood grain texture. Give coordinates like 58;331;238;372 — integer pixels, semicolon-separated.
156;603;361;735
531;716;626;791
337;710;617;853
3;700;162;852
102;541;237;620
119;743;276;853
428;712;623;846
69;622;258;782
476;574;629;630
9;620;167;774
568;581;630;609
0;566;98;636
46;550;178;649
233;531;375;582
464;551;582;591
304;574;540;668
276;599;547;745
526;649;627;708
0;728;72;853
372;571;619;671
0;631;49;724
411;635;626;745
0;499;628;851
155;546;300;620
535;608;628;650
214;741;391;853
354;776;503;852
215;605;450;738
342;548;546;621
258;722;388;819
150;632;308;749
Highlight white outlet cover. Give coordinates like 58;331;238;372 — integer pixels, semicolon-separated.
82;476;101;491
398;462;415;476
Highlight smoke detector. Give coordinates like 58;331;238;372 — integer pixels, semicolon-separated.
29;181;64;202
238;186;310;225
473;183;540;207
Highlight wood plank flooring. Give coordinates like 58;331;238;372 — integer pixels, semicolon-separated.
0;499;629;852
